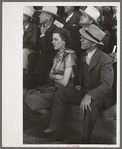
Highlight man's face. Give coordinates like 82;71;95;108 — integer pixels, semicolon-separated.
64;6;74;13
79;13;92;25
80;35;93;50
103;6;111;13
23;14;29;22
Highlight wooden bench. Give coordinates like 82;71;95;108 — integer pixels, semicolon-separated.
63;104;116;144
23;83;116;144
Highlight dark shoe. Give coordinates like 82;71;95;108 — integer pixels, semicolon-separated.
44;128;56;133
43;129;65;142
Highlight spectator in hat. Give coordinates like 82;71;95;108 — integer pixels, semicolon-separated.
23;6;40;89
79;6;100;29
43;24;114;143
34;6;59;86
61;6;81;65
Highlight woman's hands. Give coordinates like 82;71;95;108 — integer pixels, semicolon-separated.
52;74;58;80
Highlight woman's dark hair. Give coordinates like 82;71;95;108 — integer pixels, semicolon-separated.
53;27;71;48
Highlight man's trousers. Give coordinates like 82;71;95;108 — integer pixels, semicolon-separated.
49;86;104;138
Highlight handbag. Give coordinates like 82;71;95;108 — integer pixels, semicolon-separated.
24;86;56;111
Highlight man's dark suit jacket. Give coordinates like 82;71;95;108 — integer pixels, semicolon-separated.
23;22;40;52
61;11;81;59
78;48;114;108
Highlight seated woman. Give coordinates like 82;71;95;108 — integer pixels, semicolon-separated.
24;27;77;117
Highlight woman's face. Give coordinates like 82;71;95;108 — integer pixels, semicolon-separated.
52;33;65;50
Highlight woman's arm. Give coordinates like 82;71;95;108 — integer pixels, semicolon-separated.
54;66;73;86
49;66;55;80
49;64;64;80
53;74;63;80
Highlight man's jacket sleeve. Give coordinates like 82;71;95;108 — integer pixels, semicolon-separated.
87;58;114;100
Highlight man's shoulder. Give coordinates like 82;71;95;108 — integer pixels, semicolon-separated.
70;11;81;22
97;49;112;63
27;22;39;33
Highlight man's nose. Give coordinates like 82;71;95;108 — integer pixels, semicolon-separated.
80;38;83;42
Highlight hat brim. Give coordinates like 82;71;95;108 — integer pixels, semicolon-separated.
79;9;99;25
23;13;36;20
37;10;60;19
79;28;104;45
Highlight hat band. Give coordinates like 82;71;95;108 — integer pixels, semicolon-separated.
85;30;100;43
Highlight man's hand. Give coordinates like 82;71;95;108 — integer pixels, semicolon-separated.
80;94;92;114
40;24;47;35
75;85;81;91
109;52;117;63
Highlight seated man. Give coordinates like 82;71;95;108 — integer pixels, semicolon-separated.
44;24;114;143
23;6;40;88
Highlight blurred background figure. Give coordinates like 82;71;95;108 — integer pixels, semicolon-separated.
99;6;117;54
34;6;59;86
23;6;40;89
61;6;81;66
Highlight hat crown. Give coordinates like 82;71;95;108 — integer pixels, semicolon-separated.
84;6;100;21
86;24;105;42
23;6;35;17
42;6;58;16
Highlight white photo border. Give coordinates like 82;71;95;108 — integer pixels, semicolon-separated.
2;2;120;148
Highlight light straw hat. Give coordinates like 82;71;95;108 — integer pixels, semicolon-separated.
23;6;36;20
37;6;59;18
79;24;105;45
79;6;100;25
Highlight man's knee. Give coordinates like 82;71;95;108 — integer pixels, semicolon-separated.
102;104;116;121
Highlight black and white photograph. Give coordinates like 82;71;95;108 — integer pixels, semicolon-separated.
2;2;120;147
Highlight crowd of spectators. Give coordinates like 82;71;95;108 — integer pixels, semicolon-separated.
23;6;117;143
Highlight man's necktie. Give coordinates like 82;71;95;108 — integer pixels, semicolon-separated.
82;52;88;68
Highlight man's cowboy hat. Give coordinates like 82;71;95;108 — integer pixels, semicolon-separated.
79;24;105;45
37;6;59;18
23;6;36;20
79;6;100;25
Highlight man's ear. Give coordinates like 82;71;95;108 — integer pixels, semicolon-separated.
92;42;97;47
89;19;93;24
